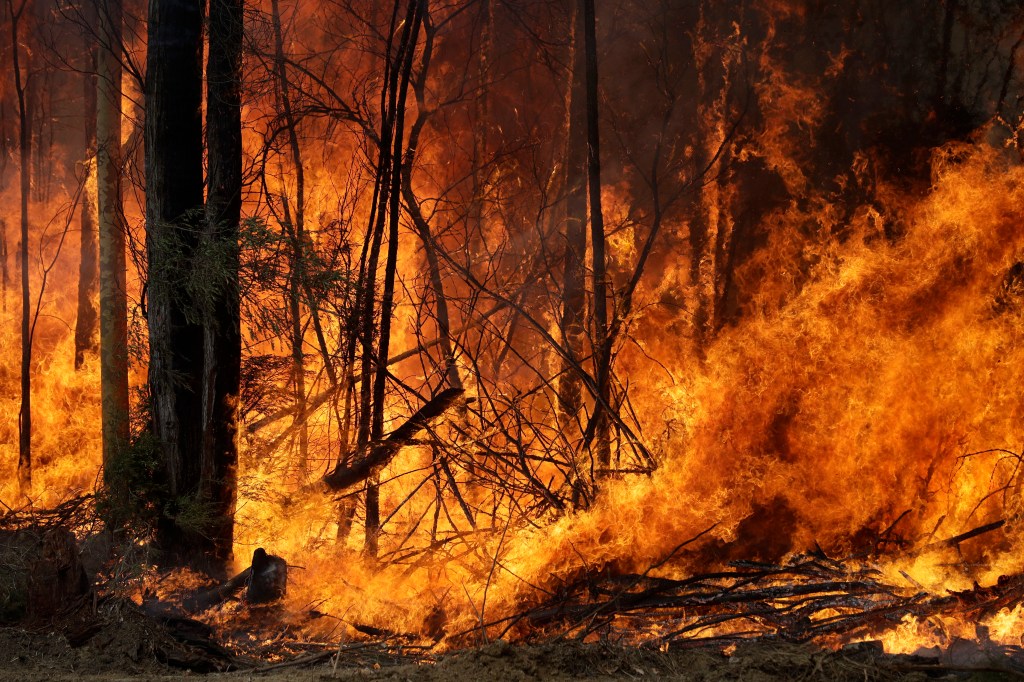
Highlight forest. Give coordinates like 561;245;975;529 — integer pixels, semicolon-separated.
2;0;1024;677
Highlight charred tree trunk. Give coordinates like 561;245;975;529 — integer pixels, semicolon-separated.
145;0;208;569
689;4;740;356
558;0;587;431
203;0;244;568
9;0;32;495
0;45;6;308
97;0;131;504
368;0;422;557
582;0;610;471
75;15;99;371
399;20;461;395
936;0;958;108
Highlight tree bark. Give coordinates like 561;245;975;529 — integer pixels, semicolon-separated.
582;0;610;470
9;0;32;495
97;0;131;503
269;0;311;475
75;10;100;371
203;0;244;569
558;0;588;431
145;0;207;569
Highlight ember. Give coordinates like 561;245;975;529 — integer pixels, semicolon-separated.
2;0;1024;677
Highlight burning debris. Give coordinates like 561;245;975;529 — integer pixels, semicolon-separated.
5;0;1024;677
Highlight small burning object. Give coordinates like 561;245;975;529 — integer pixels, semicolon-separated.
246;548;287;605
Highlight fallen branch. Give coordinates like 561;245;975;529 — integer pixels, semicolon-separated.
323;388;465;491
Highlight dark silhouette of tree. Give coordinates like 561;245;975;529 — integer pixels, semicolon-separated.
9;0;32;495
144;0;208;569
203;0;244;567
75;2;99;370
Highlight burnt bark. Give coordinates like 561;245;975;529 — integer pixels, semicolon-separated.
203;0;244;568
269;0;313;475
558;0;587;428
324;388;463;491
352;0;424;557
145;0;207;568
9;0;32;495
582;0;611;470
75;19;99;371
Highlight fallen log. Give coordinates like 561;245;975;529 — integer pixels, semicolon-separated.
323;388;465;491
182;548;287;613
183;567;252;613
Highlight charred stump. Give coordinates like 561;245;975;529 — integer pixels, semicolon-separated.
183;547;287;613
27;528;91;622
247;548;287;604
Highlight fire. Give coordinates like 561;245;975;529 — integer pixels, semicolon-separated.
5;0;1024;666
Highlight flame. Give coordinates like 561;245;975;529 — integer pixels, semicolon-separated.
7;0;1024;661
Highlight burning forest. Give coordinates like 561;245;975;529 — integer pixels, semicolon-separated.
2;0;1024;678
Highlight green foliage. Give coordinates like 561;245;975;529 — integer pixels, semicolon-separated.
99;427;222;559
146;209;241;329
167;492;219;539
238;215;357;344
98;429;164;531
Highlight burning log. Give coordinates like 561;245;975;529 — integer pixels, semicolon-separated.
183;566;251;613
323;388;465;491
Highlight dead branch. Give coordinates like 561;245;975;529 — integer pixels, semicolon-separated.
323;388;464;490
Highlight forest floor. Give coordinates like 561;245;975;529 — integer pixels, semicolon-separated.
0;622;1017;682
0;522;1017;681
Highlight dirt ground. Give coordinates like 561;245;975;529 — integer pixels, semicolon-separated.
0;626;1017;682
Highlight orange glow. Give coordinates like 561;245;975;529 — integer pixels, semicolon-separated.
7;0;1024;660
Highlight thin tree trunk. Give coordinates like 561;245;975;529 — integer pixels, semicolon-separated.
400;21;458;393
936;0;957;107
581;0;610;470
0;35;10;308
269;0;313;474
357;0;424;557
97;0;131;504
9;0;32;495
558;0;587;429
203;0;243;569
355;3;405;555
76;13;100;370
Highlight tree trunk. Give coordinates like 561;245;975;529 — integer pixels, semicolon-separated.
10;0;32;495
399;20;460;395
582;0;611;470
203;0;243;569
558;0;587;429
97;0;131;504
75;12;100;371
145;0;207;569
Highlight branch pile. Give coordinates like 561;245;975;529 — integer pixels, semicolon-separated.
500;551;1024;648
